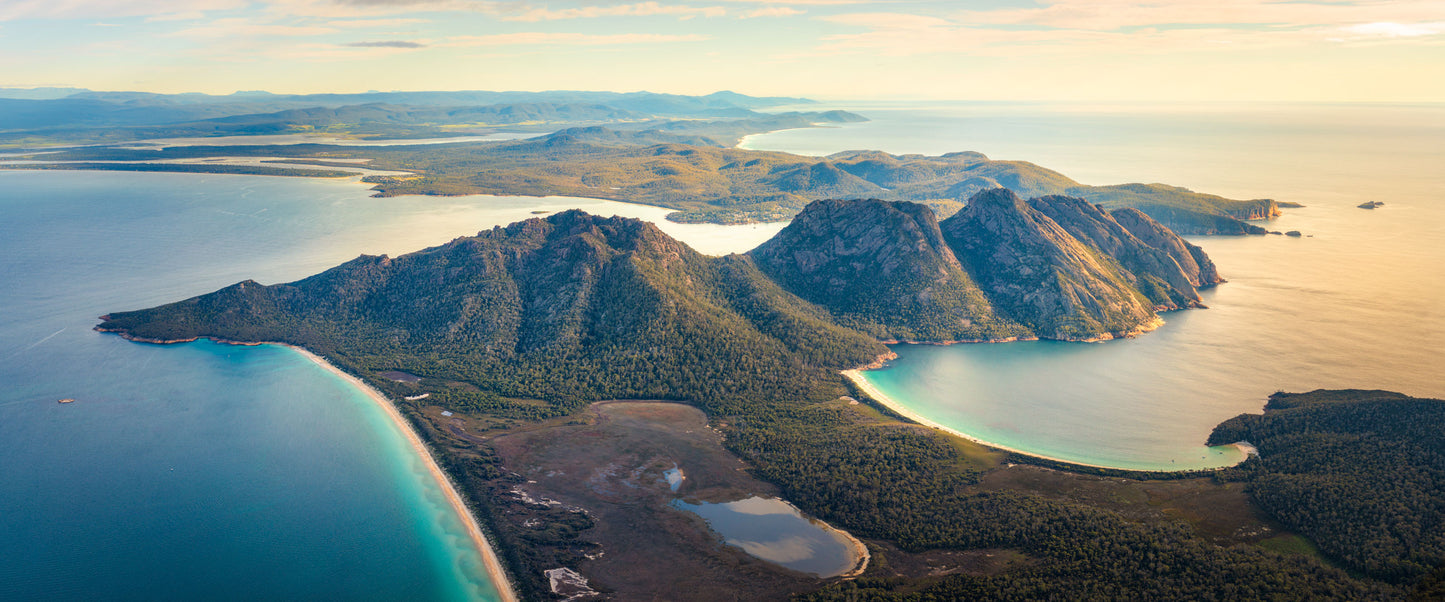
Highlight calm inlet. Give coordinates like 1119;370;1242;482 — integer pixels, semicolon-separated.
749;103;1445;470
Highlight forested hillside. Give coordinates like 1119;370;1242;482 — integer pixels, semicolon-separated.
94;207;1440;600
1210;389;1445;587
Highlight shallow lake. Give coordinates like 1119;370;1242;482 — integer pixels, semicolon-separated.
672;496;863;577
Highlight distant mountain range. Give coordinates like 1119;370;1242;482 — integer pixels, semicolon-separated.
0;88;813;128
2;88;1282;234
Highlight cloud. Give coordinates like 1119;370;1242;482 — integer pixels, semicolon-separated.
813;2;1445;57
1342;21;1444;38
951;0;1445;32
501;2;727;21
326;17;429;28
445;32;710;46
168;18;338;37
814;13;1322;57
0;0;246;21
739;7;804;18
824;12;949;29
719;0;867;4
343;39;427;47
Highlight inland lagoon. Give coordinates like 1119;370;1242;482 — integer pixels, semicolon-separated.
672;497;867;578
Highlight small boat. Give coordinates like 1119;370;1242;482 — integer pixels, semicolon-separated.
58;398;75;404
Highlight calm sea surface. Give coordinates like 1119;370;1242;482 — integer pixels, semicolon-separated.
747;102;1445;470
0;171;777;600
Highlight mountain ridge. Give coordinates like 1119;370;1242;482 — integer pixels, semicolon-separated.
98;193;1224;392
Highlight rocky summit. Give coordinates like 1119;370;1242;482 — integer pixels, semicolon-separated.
100;192;1225;386
748;198;1027;342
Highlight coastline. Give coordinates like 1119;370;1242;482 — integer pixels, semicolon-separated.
874;316;1168;347
734;127;815;151
96;327;519;602
841;366;1248;473
288;345;518;602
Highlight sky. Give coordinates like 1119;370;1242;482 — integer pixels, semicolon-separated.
1;0;1442;101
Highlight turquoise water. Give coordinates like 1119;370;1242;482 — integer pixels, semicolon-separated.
749;103;1445;470
0;172;503;600
0;171;770;600
671;497;861;577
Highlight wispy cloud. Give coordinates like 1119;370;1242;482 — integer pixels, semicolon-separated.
343;39;427;47
814;1;1445;57
326;17;429;28
0;0;245;21
719;0;867;4
167;18;338;37
1340;21;1445;38
951;0;1445;31
444;32;710;46
739;7;804;18
501;2;726;22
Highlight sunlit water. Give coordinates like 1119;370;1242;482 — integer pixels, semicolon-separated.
671;496;862;577
0;171;776;600
748;102;1445;470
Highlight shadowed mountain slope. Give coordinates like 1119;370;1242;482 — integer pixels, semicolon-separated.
1028;195;1212;309
749;199;1029;342
939;189;1160;340
97;211;887;416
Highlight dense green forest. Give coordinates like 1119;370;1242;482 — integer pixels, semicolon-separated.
93;206;1443;599
1209;389;1445;586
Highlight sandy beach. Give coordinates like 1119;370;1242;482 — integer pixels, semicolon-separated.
289;346;518;602
841;368;1248;473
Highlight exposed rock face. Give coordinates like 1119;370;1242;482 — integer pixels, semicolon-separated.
1027;195;1202;309
1111;207;1223;288
104;199;1225;355
1226;199;1282;220
939;189;1159;340
749;198;1026;341
99;210;887;363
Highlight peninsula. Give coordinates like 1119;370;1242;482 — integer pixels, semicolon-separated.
3;89;1284;234
90;196;1445;599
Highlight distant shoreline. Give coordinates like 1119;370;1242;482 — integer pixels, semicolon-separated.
841;367;1248;473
